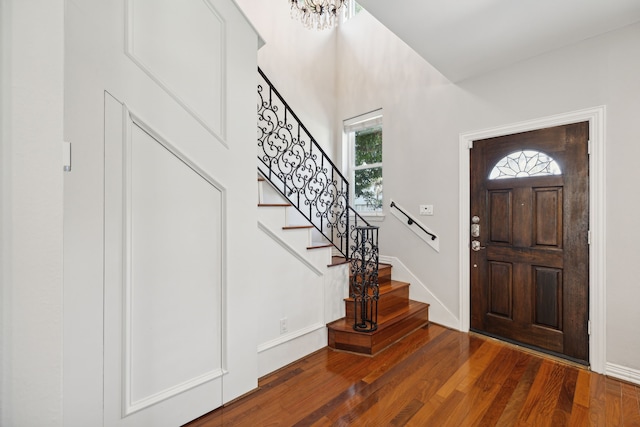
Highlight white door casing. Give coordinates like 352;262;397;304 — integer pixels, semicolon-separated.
63;1;259;425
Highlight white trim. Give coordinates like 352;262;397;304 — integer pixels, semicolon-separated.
122;108;228;415
380;255;458;329
344;110;384;214
606;363;640;386
257;221;323;277
343;108;383;130
124;0;228;147
257;322;325;353
388;200;439;252
458;106;606;373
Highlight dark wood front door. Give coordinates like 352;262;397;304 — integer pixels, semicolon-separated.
470;122;589;364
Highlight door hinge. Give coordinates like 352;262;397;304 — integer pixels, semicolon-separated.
63;141;71;172
588;139;592;155
588;320;591;335
588;230;592;245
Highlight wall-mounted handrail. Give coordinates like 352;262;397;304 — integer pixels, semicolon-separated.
390;201;437;240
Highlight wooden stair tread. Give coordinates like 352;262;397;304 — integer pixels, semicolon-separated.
380;279;410;293
327;300;429;355
258;203;291;207
307;243;333;250
282;225;313;230
328;256;351;267
328;300;429;335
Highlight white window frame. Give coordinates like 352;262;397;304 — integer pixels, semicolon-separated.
343;1;363;22
343;109;384;218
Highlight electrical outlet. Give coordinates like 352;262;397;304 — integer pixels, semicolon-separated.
419;204;434;216
280;317;288;334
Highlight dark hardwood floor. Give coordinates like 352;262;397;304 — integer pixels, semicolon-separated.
185;324;640;426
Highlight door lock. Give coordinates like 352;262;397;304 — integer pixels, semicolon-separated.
471;215;480;238
471;240;486;251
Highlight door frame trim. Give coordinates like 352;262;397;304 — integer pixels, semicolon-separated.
458;106;606;373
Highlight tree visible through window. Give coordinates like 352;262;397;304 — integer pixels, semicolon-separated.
344;110;383;213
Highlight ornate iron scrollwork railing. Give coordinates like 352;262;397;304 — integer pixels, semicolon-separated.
257;68;379;332
350;222;379;332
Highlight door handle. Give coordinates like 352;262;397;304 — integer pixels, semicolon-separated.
471;240;486;251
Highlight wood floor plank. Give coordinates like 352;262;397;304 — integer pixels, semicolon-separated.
327;329;473;425
183;324;640;427
389;399;423;426
449;347;527;426
494;357;543;427
589;373;607;427
478;351;533;426
515;360;566;427
435;340;500;399
568;404;590;427
606;377;623;427
389;334;485;425
621;382;640;426
552;366;578;426
573;368;592;408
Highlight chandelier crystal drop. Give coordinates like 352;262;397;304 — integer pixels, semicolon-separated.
289;0;349;30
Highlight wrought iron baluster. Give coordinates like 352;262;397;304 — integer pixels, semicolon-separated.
257;67;379;330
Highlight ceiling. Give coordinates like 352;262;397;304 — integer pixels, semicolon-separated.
356;0;640;82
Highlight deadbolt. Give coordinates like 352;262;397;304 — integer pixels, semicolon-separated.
471;215;480;237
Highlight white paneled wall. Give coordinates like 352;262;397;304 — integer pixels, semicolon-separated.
256;179;348;377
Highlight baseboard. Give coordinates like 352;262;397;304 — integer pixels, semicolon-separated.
380;255;459;329
606;362;640;386
257;324;326;378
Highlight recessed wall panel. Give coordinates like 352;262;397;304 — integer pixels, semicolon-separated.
126;121;224;409
126;0;226;142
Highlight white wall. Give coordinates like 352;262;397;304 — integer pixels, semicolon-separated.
234;0;350;377
254;175;349;377
458;24;640;375
234;0;338;154
337;11;461;314
337;11;640;374
1;0;65;426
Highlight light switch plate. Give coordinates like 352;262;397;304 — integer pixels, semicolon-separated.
419;205;434;216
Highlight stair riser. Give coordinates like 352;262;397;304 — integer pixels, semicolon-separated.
345;286;409;320
328;307;429;355
281;228;312;248
258;209;333;267
350;266;391;284
378;266;392;284
257;205;288;230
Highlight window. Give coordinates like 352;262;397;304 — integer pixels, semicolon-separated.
344;110;383;214
489;150;562;180
343;1;363;21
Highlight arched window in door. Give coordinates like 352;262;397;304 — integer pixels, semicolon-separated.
489;150;562;180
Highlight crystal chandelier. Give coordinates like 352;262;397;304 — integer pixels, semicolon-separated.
289;0;349;30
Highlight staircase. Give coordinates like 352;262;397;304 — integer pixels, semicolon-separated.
327;261;430;355
256;67;430;355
